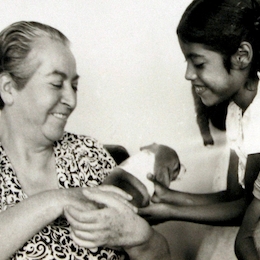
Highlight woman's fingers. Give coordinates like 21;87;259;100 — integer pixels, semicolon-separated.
65;200;152;248
64;187;152;248
64;205;125;248
64;205;97;223
70;232;96;248
70;229;104;248
98;185;133;200
82;188;138;213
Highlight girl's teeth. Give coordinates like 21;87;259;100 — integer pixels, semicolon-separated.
195;86;206;94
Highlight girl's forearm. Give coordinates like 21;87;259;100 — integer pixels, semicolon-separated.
160;189;229;206
168;197;246;225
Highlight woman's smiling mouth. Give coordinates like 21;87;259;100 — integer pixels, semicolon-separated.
52;112;68;120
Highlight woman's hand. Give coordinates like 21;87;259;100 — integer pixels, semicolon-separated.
93;185;136;209
63;185;135;212
64;187;152;249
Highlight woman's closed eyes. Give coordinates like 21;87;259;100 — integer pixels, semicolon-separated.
51;82;78;92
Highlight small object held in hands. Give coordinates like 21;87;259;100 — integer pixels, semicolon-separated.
103;143;184;207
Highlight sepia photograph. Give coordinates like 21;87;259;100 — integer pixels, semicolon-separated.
0;0;259;259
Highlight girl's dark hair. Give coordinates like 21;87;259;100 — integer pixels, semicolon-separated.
177;0;260;77
0;21;69;109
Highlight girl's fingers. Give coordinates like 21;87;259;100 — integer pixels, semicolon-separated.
147;172;156;181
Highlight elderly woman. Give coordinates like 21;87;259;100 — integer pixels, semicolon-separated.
0;21;170;260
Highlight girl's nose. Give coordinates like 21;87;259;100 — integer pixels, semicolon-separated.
185;62;197;81
61;84;77;109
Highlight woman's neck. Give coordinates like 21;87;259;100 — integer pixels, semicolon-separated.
0;112;58;196
0;112;54;164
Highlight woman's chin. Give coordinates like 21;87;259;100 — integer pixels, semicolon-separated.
44;129;65;143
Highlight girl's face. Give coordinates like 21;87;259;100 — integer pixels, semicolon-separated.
179;40;246;107
13;37;79;144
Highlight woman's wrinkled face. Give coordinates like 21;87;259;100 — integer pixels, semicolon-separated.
179;39;242;107
14;37;79;143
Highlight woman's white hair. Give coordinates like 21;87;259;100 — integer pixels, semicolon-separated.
0;21;70;109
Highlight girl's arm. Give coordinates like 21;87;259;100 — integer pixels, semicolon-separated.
235;198;260;260
140;152;260;225
139;196;246;226
234;153;260;260
148;177;233;206
149;149;241;206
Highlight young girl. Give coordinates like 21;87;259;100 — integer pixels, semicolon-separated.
139;0;260;258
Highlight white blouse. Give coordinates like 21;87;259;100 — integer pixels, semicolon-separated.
226;81;260;188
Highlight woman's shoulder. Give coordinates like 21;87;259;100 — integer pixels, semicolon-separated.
54;132;114;162
55;132;101;150
54;132;116;183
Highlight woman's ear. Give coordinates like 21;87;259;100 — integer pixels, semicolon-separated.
0;73;15;106
231;41;253;70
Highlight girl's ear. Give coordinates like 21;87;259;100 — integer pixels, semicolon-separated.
231;41;253;70
0;73;16;106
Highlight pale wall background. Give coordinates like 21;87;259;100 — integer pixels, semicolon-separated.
0;1;232;259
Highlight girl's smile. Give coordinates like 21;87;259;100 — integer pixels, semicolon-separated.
193;85;207;95
179;40;251;108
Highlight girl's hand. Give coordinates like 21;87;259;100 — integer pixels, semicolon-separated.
64;188;152;249
147;173;172;203
138;203;175;225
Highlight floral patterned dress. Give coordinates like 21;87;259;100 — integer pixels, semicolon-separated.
0;132;127;260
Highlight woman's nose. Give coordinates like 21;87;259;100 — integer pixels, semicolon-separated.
61;84;77;109
185;62;197;81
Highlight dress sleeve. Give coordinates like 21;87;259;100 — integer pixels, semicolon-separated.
96;142;117;182
78;134;117;183
58;133;117;187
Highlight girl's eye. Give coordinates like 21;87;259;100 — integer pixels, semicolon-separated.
72;84;78;92
194;63;204;69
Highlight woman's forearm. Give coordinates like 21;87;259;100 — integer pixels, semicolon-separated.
124;229;171;260
0;189;68;259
